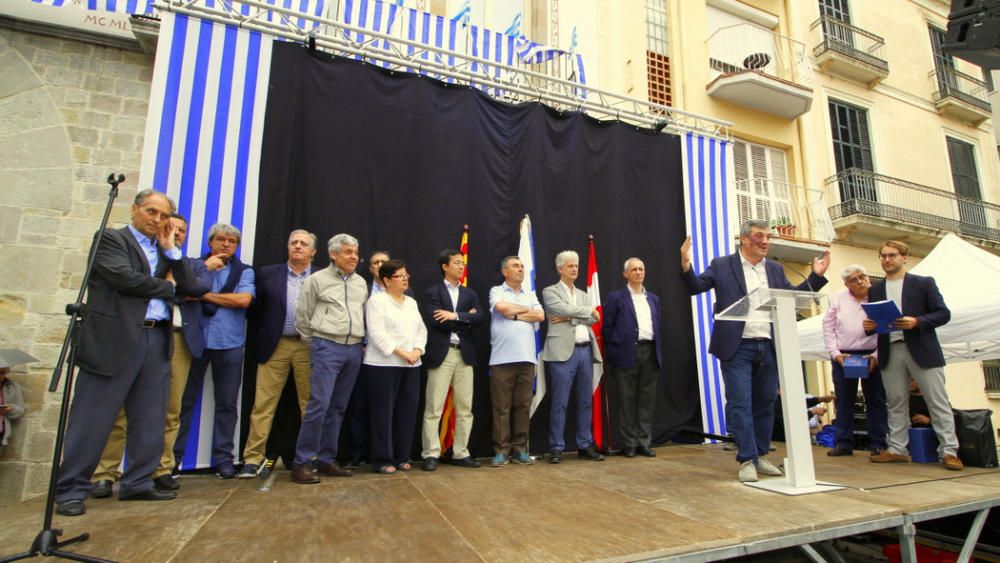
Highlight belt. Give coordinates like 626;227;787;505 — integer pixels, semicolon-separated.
448;342;461;349
575;342;590;348
743;337;770;342
141;319;171;328
636;340;654;346
282;334;302;340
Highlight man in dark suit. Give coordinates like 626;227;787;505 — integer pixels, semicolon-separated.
603;257;662;458
237;230;317;478
864;240;962;470
680;219;829;482
55;189;198;516
89;212;211;496
419;249;486;471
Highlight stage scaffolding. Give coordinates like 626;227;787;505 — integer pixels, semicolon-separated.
149;0;731;140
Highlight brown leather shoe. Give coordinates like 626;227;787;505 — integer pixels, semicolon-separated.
291;464;320;484
870;451;911;463
942;454;965;471
317;461;352;477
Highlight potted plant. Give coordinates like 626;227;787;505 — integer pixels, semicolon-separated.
769;216;796;237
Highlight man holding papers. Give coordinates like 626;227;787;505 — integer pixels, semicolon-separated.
864;240;962;470
821;265;887;457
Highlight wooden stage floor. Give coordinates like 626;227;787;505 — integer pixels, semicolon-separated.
2;443;999;562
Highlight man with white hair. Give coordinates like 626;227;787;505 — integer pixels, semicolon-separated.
290;234;367;484
541;250;604;464
822;264;887;457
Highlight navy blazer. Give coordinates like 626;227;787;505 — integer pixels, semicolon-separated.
249;263;308;364
78;227;199;376
681;253;827;362
603;287;663;369
867;273;950;369
175;257;212;359
420;281;486;369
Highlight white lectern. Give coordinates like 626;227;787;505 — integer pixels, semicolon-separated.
716;288;844;495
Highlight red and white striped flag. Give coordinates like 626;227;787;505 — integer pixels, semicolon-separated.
586;236;608;450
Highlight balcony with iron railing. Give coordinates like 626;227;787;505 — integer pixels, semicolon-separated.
811;16;888;87
706;23;814;119
824;168;1000;253
931;66;992;125
734;178;834;262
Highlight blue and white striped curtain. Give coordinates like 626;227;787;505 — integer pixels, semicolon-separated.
340;0;586;89
681;133;735;442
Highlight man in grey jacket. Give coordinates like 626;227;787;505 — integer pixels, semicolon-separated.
291;234;367;484
541;250;604;464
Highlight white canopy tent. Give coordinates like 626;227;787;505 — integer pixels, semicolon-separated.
798;234;1000;363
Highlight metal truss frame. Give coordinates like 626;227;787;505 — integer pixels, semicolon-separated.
155;0;731;140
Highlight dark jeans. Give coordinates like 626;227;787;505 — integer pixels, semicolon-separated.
175;347;245;466
341;364;371;464
615;342;659;448
367;365;420;470
720;339;779;463
294;338;362;466
547;346;594;452
831;352;888;452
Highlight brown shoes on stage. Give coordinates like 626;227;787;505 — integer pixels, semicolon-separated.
291;464;320;484
942;454;965;471
317;461;353;477
870;451;911;463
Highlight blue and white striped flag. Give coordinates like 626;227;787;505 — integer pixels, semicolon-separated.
519;215;546;418
450;0;470;26
568;26;578;53
29;0;156;15
503;12;521;38
681;132;734;442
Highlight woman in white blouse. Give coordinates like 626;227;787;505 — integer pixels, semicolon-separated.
364;259;427;474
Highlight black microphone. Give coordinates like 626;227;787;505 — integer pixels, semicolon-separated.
777;259;821;307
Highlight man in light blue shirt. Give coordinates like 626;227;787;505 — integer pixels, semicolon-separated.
487;256;544;467
174;223;255;479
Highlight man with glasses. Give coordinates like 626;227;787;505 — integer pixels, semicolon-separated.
822;265;887;457
865;241;962;470
680;219;830;482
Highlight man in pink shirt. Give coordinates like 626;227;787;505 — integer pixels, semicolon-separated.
822;264;888;457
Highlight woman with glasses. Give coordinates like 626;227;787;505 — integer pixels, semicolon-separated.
364;259;427;474
821;264;888;457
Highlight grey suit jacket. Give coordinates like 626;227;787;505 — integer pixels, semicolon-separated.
540;282;602;363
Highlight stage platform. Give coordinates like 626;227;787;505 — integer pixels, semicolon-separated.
2;443;999;562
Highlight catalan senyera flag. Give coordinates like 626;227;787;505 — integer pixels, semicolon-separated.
586;237;608;451
437;225;469;454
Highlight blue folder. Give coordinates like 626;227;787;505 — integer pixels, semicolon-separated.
861;299;903;334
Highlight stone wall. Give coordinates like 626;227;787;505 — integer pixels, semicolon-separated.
0;26;153;502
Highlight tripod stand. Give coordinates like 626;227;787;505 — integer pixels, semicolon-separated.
0;174;126;563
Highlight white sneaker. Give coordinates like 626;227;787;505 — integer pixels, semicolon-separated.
738;461;758;482
756;456;784;476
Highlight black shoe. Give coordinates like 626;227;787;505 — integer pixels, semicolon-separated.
422;457;438;471
451;456;481;468
119;488;177;501
343;458;362;470
636;446;656;458
578;445;605;461
622;447;636;458
549;450;562;464
91;480;113;499
216;460;236;479
56;499;86;516
827;447;854;457
153;474;180;490
236;464;260;479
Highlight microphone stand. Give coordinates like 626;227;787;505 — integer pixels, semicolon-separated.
0;174;125;563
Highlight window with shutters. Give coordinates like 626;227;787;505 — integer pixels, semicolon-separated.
946;136;988;237
829;99;875;202
732;139;794;228
985;360;1000;395
646;0;671;106
818;0;852;48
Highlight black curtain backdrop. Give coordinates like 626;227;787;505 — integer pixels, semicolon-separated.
245;42;701;462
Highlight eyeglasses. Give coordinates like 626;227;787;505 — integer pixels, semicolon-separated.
845;275;868;284
391;273;410;280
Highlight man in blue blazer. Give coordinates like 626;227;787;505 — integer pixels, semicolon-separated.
681;219;829;482
603;258;662;458
864;240;962;470
237;230;318;478
419;249;486;471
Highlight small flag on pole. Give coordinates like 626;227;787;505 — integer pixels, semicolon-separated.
450;0;471;26
503;12;522;37
586;236;608;450
520;216;546;417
